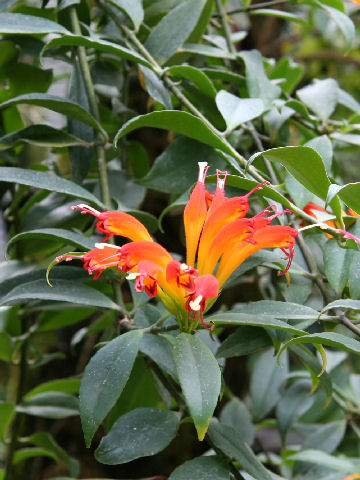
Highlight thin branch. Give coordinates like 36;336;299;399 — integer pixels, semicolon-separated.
215;0;236;54
213;0;290;15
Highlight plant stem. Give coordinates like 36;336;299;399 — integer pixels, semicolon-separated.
213;0;289;15
215;0;236;54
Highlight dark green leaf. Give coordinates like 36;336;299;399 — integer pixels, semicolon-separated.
327;182;360;215
0;402;15;439
279;332;360;356
322;299;360;313
0;280;120;311
0;167;103;207
166;65;217;99
208;419;273;480
6;228;95;256
324;238;352;295
114;111;234;156
269;58;303;95
173;333;221;440
220;399;255;445
216;327;271;358
287;449;356;473
302;421;346;454
42;34;151;68
17;393;79;419
140;333;177;379
0;332;13;361
80;330;143;446
13;447;58;464
169;456;230;480
0;125;88;151
145;0;207;64
0;13;69;34
95;408;180;464
250;348;288;421
108;0;144;29
0;93;106;137
24;378;81;399
216;90;264;130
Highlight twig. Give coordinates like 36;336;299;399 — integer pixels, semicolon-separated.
213;0;290;15
215;0;236;54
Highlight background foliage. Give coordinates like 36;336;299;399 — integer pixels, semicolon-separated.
1;0;360;479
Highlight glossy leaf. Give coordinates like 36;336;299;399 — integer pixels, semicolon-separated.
42;34;151;68
278;332;360;357
317;2;355;49
0;167;103;207
0;13;69;34
139;65;172;109
216;327;272;358
173;333;221;440
17;393;79;419
24;378;81;399
322;299;360;313
216;90;264;130
0;93;106;137
327;182;360;215
288;449;356;473
114;110;234;155
208;419;273;480
166;65;217;99
324;238;352;295
169;456;230;480
140;333;177;379
0;402;15;439
0;280;120;311
95;408;180;464
6;228;95;256
145;0;206;64
80;330;143;446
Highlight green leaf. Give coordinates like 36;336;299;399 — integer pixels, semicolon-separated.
140;333;177;379
239;50;281;108
139;137;226;194
180;43;235;59
6;228;95;257
220;399;255;445
108;0;144;29
0;125;88;151
305;135;333;171
250;348;288;421
144;0;207;64
302;421;346;454
166;65;217;99
17;393;79;419
278;332;360;357
297;79;338;121
0;13;69;34
322;299;360;313
13;447;58;465
215;90;264;130
287;449;356;473
114;111;234;156
0;167;103;207
169;456;230;480
208;419;273;480
331;132;360;147
216;327;272;358
316;2;355;49
24;378;81;399
80;330;143;446
251;8;306;23
95;408;180;464
139;65;172;109
269;58;303;96
0;402;15;439
0;332;12;361
0;93;106;137
326;182;360;215
0;280;120;311
173;333;221;440
42;34;151;68
209;312;306;335
324;238;352;295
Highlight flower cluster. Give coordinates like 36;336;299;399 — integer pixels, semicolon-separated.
55;163;298;331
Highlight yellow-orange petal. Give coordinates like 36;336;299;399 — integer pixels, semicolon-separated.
199;218;254;275
216;225;298;287
183;162;209;267
121;241;173;270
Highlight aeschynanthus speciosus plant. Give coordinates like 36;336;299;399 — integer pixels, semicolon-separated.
52;163;298;331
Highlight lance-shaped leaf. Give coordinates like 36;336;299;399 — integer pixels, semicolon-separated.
80;330;143;446
169;456;230;480
173;333;221;441
107;0;143;30
0;12;70;34
0;167;103;207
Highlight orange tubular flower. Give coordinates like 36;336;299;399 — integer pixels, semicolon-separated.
53;163;298;331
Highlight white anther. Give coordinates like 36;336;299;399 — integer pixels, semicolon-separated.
180;263;188;272
74;204;101;215
197;162;208;183
95;243;121;250
126;272;141;280
189;295;203;311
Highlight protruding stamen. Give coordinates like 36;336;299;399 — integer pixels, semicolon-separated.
244;180;270;199
95;243;121;250
278;246;295;275
180;263;188;272
268;208;293;221
126;272;141;280
72;204;101;216
197;162;209;184
189;295;203;311
216;170;228;191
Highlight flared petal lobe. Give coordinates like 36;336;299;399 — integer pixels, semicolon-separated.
185;274;219;329
72;204;153;242
183;162;209;267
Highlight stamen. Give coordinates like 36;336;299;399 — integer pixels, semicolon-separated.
216;170;228;190
197;162;209;184
180;263;188;272
189;295;203;311
126;272;141;280
268;208;293;221
72;204;101;216
278;246;295;275
55;254;83;263
94;243;121;250
244;180;270;199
